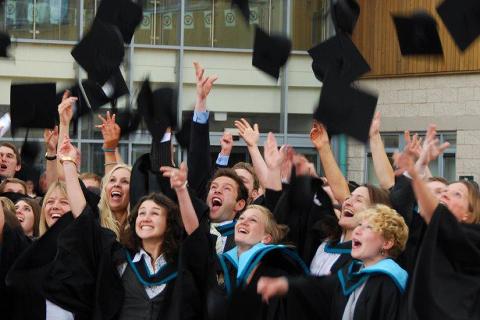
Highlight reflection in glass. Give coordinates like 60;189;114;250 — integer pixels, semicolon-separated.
4;0;34;39
291;0;329;50
135;0;180;45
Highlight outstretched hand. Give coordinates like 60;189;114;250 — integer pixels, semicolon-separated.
58;135;78;160
96;111;120;149
264;132;287;170
310;121;329;150
160;162;188;191
417;124;450;167
58;91;77;126
44;126;59;154
235;118;260;147
257;276;289;303
194;62;218;110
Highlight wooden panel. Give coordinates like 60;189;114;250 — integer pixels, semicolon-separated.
352;0;480;77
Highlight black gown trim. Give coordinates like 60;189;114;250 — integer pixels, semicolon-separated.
125;249;177;287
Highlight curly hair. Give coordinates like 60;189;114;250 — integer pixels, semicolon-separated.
124;193;183;263
245;204;289;243
356;204;409;258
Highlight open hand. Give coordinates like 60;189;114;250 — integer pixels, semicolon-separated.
235;118;259;147
96;111;120;149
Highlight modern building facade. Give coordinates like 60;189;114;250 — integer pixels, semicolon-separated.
0;0;478;184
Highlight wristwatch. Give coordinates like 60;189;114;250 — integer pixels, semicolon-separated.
45;152;57;161
59;156;76;165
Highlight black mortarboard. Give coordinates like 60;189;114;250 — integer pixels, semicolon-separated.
112;108;141;137
314;72;378;143
232;0;250;24
392;11;443;56
308;33;370;83
10;83;57;135
16;136;41;186
175;113;193;149
436;0;480;51
252;27;292;79
0;31;11;58
71;20;125;85
95;0;143;44
137;79;178;141
0;192;32;204
332;0;360;35
80;69;129;111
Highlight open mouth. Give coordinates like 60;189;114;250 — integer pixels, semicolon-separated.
16;215;24;223
211;197;223;209
0;164;7;170
237;226;248;234
140;225;153;231
111;191;122;199
352;238;362;249
342;210;354;218
50;213;62;220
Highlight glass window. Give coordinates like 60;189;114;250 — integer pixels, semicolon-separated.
135;0;180;45
80;142;128;175
184;0;213;47
291;0;329;50
83;0;98;33
3;0;35;39
35;0;78;41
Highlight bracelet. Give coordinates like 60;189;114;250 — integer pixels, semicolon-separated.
45;152;57;161
102;147;116;153
104;162;118;166
59;156;76;166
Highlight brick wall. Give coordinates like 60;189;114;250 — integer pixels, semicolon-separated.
346;73;480;183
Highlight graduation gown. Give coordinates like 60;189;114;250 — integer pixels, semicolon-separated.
0;223;30;319
407;204;480;320
288;259;408;320
273;175;351;273
182;225;308;320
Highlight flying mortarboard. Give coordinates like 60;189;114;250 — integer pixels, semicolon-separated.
71;20;125;85
95;0;143;44
137;79;178;141
232;0;250;24
175;112;193;149
0;31;11;58
392;11;443;56
308;33;370;83
10;83;57;135
313;72;378;143
112;108;141;137
331;0;361;35
252;27;292;79
436;0;480;51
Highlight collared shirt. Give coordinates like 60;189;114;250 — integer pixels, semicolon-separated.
310;235;346;276
118;249;168;299
193;110;210;124
216;153;230;166
210;220;234;254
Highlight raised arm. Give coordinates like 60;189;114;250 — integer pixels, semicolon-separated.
56;92;77;180
44;126;59;187
311;122;350;203
235;118;269;188
216;131;233;168
161;162;199;235
394;128;449;224
369;112;395;189
263;132;285;191
96;111;121;175
58;135;86;218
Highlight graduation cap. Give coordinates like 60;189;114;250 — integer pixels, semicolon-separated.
332;0;360;35
232;0;250;24
0;31;11;57
437;0;480;51
71;20;125;85
112;108;141;137
308;33;370;83
95;0;143;44
0;192;33;204
252;27;292;79
313;72;378;143
10;83;57;135
392;11;443;56
137;79;178;141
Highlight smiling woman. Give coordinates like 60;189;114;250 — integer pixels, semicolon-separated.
38;181;71;236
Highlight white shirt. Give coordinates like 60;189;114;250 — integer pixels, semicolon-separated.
342;281;367;320
117;249;168;299
45;299;74;320
309;241;342;276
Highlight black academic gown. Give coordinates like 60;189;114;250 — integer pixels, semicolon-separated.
273;174;352;273
182;224;308;320
287;263;405;320
407;204;480;320
0;223;31;319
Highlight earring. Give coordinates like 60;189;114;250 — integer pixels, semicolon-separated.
380;248;385;256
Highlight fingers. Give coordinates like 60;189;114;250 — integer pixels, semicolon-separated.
253;123;259;133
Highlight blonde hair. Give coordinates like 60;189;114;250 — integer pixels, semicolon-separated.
0;196;16;213
39;182;68;236
246;204;289;243
356;205;409;258
98;164;131;237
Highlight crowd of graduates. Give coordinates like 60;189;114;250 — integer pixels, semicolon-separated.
0;62;478;320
